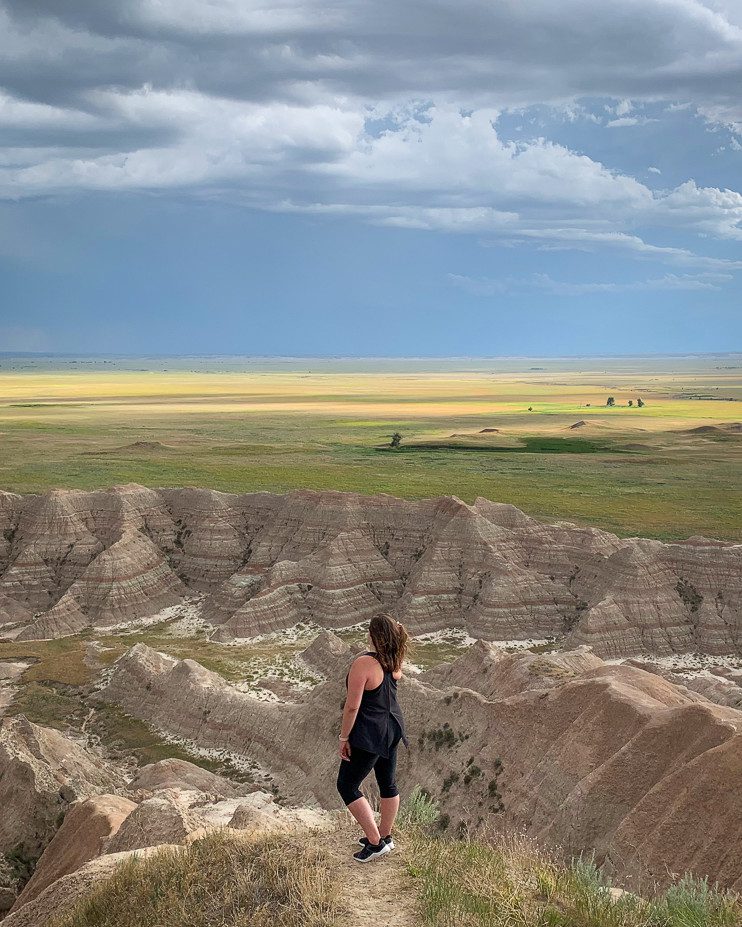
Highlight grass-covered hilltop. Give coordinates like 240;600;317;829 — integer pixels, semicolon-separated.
0;354;740;541
41;794;742;927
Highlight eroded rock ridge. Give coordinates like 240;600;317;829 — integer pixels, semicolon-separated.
0;485;739;657
99;635;742;893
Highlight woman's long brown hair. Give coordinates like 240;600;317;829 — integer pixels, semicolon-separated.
369;613;409;674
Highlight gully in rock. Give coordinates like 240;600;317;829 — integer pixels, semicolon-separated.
336;613;409;863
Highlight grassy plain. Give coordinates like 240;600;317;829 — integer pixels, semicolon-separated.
0;354;740;540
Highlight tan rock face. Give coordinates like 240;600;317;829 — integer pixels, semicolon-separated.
12;794;136;910
102;637;742;892
0;485;739;657
625;659;742;710
104;792;200;854
0;716;122;858
127;758;256;799
419;639;604;698
228;792;333;834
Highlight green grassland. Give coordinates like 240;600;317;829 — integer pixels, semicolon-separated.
0;355;740;540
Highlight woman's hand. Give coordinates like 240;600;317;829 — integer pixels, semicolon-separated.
339;738;351;761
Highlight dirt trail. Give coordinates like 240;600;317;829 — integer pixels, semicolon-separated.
319;828;418;927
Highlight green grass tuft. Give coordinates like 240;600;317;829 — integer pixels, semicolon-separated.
400;794;741;927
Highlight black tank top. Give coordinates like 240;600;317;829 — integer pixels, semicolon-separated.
345;652;408;758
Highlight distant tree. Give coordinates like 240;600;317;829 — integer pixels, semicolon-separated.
527;406;533;412
390;432;402;448
637;397;645;408
606;396;616;407
585;403;591;407
628;399;634;407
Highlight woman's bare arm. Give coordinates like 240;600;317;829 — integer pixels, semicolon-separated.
340;657;371;740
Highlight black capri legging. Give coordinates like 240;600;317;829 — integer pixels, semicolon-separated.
337;742;400;806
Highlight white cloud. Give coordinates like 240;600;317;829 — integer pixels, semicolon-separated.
325;106;651;209
651;180;742;239
448;271;733;297
0;87;362;196
484;229;742;269
648;166;662;174
605;116;660;127
532;271;732;294
0;0;741;271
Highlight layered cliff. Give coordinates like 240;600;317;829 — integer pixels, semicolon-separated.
99;636;742;892
0;485;739;657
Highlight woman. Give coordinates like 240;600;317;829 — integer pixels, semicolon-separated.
337;612;409;863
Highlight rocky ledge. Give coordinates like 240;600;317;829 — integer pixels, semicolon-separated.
99;633;742;894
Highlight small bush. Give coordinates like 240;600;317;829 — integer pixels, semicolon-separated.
463;764;483;785
3;846;37;888
420;726;459;751
676;579;704;613
659;875;740;926
399;786;440;829
441;772;459;793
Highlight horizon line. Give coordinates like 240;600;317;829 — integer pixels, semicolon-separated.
1;351;741;361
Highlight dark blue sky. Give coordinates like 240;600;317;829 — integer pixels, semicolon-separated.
0;1;740;355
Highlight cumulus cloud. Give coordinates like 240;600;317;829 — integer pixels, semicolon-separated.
0;0;741;267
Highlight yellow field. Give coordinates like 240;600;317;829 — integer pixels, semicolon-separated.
2;367;741;420
0;356;740;540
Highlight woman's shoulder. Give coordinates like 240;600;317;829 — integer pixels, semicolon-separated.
351;652;378;667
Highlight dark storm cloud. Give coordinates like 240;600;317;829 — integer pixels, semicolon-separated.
2;0;741;108
0;0;740;256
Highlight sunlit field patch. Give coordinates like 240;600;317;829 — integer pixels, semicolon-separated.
0;356;739;540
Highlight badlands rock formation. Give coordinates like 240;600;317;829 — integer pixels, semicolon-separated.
0;485;739;657
0;715;334;925
100;635;742;892
127;758;257;798
0;717;122;858
13;795;136;908
2;846;183;927
0;752;335;927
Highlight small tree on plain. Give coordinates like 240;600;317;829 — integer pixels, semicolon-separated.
528;406;533;412
390;432;402;448
606;396;616;407
637;397;645;408
628;399;634;407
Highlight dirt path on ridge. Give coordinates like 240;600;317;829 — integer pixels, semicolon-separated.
318;828;418;927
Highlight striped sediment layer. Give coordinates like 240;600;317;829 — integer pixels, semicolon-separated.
0;484;739;657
